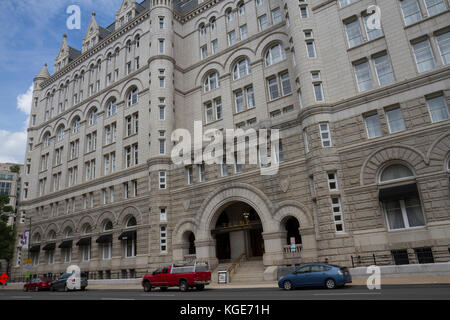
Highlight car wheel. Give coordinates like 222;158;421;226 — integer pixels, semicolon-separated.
143;281;152;292
179;280;188;292
325;278;336;289
50;285;55;292
35;286;39;292
283;280;293;291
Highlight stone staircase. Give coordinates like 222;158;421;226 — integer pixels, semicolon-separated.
212;258;265;283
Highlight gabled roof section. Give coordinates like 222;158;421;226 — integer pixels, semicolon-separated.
115;0;138;30
54;34;81;72
82;12;111;53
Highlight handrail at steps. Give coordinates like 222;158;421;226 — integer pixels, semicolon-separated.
227;252;247;282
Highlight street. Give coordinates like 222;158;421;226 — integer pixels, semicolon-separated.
1;284;450;300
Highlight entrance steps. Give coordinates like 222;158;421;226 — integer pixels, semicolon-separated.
211;259;266;283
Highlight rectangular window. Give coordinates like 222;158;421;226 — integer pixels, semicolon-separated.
159;106;165;120
159;171;166;189
327;172;339;190
267;77;279;100
234;153;243;173
386;107;406;133
363;13;383;41
272;8;282;24
212;39;218;54
365;113;383;138
159;139;165;155
215;98;223;120
258;15;268;31
345;19;363;48
228;31;236;46
313;83;324;102
160;226;167;252
200;45;208;59
186;167;193;185
426;95;449;122
159;16;165;29
354;61;373;92
384;194;425;230
205;102;213;124
102;242;112;260
415;247;435;264
400;0;422;26
339;0;358;7
331;197;345;232
240;25;248;40
158;39;165;54
436;31;450;65
280;72;292;95
424;0;447;16
300;6;309;18
198;164;206;182
110;187;115;203
235;90;245;112
246;87;255;109
160;208;167;222
412;39;436;73
373;54;394;86
319;122;332;147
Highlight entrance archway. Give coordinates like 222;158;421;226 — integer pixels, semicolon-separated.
283;217;302;246
211;201;264;262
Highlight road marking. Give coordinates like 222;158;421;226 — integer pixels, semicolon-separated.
313;292;382;296
11;296;32;299
101;298;135;300
140;294;176;297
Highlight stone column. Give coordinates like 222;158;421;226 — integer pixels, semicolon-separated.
261;231;285;266
195;239;218;270
299;227;318;261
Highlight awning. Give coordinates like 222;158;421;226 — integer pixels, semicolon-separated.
76;237;91;246
96;234;112;244
118;230;137;240
58;240;73;249
42;243;56;251
29;245;40;253
379;183;419;201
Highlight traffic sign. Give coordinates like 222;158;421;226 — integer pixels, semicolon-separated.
25;258;32;264
0;273;8;285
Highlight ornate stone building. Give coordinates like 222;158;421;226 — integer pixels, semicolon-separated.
12;0;450;281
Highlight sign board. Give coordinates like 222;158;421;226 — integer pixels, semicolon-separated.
218;270;228;284
25;272;31;279
0;273;8;285
290;237;296;252
22;230;30;249
25;258;32;264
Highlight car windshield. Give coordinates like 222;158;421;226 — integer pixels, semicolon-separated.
60;273;70;279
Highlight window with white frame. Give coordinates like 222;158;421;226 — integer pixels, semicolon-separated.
160;226;167;252
272;8;282;24
363;12;383;41
160;208;167;222
240;25;248;40
198;164;206;182
436;31;450;65
200;45;208;60
102;242;112;260
258;14;269;31
354;60;373;92
306;40;316;58
400;0;422;26
344;18;363;48
186;166;193;185
364;113;383;138
327;172;339;190
211;39;218;54
158;39;165;54
331;197;345;232
319;122;332;147
313;82;324;102
159;171;166;189
204;72;219;92
88;108;98;125
299;5;309;18
233;58;251;80
228;30;236;46
226;8;234;22
106;99;117;117
265;44;286;66
412;39;436;73
423;0;447;17
385;107;406;133
426;94;449;123
373;53;395;86
339;0;357;7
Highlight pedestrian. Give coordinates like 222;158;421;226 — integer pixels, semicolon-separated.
324;258;329;264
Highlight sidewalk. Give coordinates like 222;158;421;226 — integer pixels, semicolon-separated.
1;276;450;291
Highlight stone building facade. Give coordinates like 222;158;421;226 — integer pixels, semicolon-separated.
12;0;450;280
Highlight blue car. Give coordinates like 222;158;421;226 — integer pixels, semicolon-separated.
278;264;352;290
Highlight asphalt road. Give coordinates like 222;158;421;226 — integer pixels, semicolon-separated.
1;284;450;300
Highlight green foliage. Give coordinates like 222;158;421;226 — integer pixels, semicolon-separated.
0;193;15;261
9;164;20;173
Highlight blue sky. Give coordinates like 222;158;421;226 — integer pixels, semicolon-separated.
0;0;123;163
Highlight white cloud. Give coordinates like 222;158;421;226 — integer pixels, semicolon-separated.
16;84;33;115
0;84;33;164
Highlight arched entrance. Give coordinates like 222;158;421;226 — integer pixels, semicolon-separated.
211;201;264;262
283;217;302;246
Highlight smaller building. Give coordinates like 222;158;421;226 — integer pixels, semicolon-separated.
0;163;23;226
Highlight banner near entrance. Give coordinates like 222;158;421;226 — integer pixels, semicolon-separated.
22;230;30;249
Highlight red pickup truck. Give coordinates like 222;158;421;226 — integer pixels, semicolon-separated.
142;261;211;292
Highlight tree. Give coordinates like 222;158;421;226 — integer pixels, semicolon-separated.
9;164;20;174
0;194;16;274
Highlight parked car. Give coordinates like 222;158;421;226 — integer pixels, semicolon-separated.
278;264;352;290
23;278;51;292
142;261;211;292
50;273;88;292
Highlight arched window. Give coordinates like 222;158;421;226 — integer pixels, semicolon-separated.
64;227;73;238
126;40;132;53
97;59;102;72
104;220;113;232
126;217;137;228
32;233;41;244
204;72;219;92
238;1;245;15
72;117;81;134
199;23;206;36
48;230;56;240
265;44;286;66
210;17;216;31
226;8;234;22
57;126;65;141
43;132;51;147
82;224;92;235
106;98;117;117
107;53;112;64
447;158;450;170
188;233;196;255
88;108;98;125
380;164;414;183
114;48;120;63
127;87;139;107
135;35;140;48
233;58;251;80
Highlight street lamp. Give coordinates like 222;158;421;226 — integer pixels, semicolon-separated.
242;212;250;224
